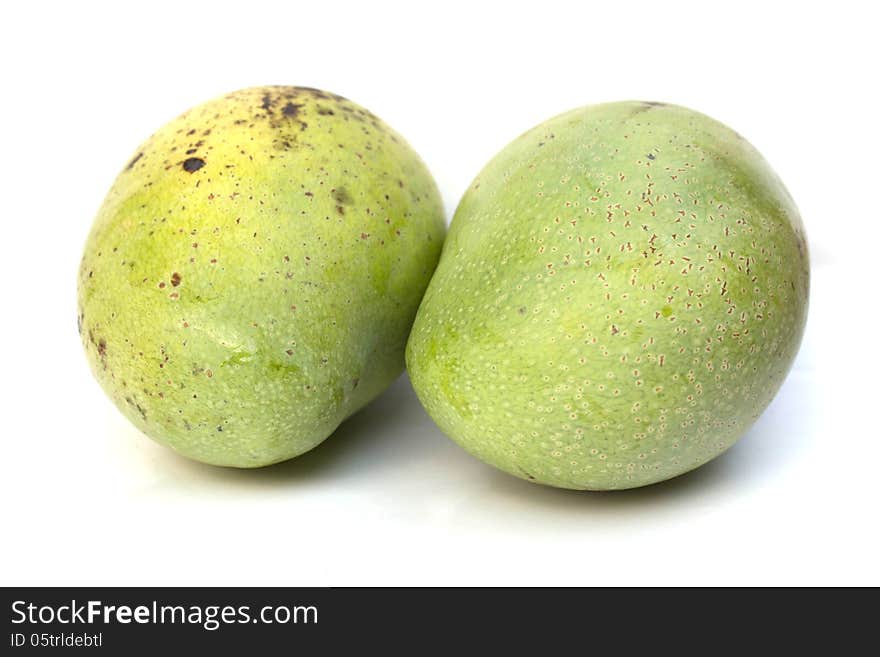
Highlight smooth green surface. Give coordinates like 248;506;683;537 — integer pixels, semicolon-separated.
79;86;444;467
407;101;809;490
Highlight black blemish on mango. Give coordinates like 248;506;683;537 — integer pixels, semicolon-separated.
282;102;303;118
182;158;206;172
297;86;347;102
517;466;537;480
332;187;352;205
296;87;329;99
126;152;143;170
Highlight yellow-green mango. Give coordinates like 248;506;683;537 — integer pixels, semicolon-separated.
407;101;808;490
79;86;444;467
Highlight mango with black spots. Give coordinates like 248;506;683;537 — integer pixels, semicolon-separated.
78;86;445;467
406;101;808;490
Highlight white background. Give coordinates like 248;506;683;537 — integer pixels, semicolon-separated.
1;0;877;586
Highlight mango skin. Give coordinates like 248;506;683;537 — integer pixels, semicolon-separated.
407;101;808;490
78;86;444;467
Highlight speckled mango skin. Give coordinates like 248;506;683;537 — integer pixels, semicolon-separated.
78;86;444;467
407;101;808;490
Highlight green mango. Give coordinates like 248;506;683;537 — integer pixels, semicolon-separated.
407;101;808;490
78;86;444;467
